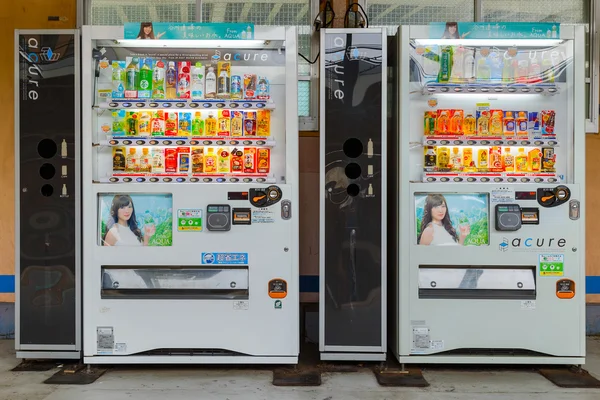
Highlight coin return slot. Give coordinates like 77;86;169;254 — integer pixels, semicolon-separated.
232;208;251;225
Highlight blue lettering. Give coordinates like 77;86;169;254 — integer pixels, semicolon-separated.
28;52;38;62
525;238;532;247
234;53;241;60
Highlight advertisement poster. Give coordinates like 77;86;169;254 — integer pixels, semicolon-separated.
429;22;560;40
98;193;173;246
124;22;254;40
415;193;489;246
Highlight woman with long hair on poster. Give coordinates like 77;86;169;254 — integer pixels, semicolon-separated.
417;193;470;246
102;194;155;246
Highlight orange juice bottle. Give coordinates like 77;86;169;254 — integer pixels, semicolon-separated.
502;147;515;172
436;110;450;134
463;147;474;171
477;148;488;171
205;112;217;136
464;113;476;136
449;110;463;135
489;110;503;136
489;146;502;172
515;147;528;172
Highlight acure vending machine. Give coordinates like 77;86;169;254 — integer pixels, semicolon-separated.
81;25;299;364
391;23;586;364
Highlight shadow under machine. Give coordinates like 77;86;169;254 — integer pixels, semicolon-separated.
390;23;586;364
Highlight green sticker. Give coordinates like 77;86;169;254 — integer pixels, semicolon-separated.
539;254;564;276
274;300;282;309
177;209;202;232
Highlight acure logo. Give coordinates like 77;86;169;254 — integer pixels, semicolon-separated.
499;237;567;251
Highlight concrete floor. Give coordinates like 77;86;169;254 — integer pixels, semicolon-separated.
1;339;600;400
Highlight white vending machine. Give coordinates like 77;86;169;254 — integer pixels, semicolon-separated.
81;25;299;364
391;23;586;364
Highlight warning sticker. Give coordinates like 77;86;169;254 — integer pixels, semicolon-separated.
251;208;275;224
539;254;564;276
411;327;430;354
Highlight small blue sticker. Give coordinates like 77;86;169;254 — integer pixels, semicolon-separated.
202;252;248;265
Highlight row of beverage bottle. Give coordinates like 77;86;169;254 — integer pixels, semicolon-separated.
113;146;270;175
424;107;555;136
111;58;270;100
110;109;270;137
424;146;556;173
433;46;558;84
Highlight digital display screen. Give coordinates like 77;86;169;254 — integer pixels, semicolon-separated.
228;192;249;200
515;191;537;200
415;193;490;247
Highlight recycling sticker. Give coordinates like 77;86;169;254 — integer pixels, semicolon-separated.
539;254;564;277
177;209;202;232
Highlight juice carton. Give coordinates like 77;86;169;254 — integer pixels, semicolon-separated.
243;147;257;173
191;147;204;173
528;148;541;172
503;148;515;172
178;146;190;173
489;146;503;172
436;146;450;171
257;148;271;173
424;146;437;171
151;110;165;136
204;147;217;173
218;110;231;136
463;147;475;171
243;74;257;99
541;147;556;172
516;111;528;137
165;112;178;136
164;148;178;173
503;111;515;136
489;110;504;136
464;113;476;136
257;110;271;136
230;148;244;173
137;111;152;136
191;111;204;136
231;111;243;136
205;112;217;136
111;61;126;98
111;110;126;135
177;61;191;99
477;148;488;171
125;112;138;136
152;148;165;173
244;111;257;136
436;110;450;134
476;103;490;136
529;112;541;134
541;110;556;136
112;147;126;172
256;76;270;100
178;112;192;137
449;110;464;135
217;147;230;173
424;111;436;136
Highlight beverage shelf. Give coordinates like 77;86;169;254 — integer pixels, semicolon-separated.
98;173;274;184
421;82;559;95
97;136;276;147
96;98;274;110
422;135;558;147
423;172;560;183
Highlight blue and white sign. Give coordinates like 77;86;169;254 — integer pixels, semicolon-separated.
124;22;254;40
429;22;560;40
202;252;248;265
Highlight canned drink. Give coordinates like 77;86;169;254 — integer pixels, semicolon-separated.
231;75;242;99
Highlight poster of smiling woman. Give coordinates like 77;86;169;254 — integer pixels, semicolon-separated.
415;193;489;246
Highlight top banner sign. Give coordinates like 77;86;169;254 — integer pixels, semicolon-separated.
124;22;254;40
429;22;560;40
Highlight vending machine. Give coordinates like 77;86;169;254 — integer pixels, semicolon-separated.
391;23;586;364
319;28;387;361
81;25;299;364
